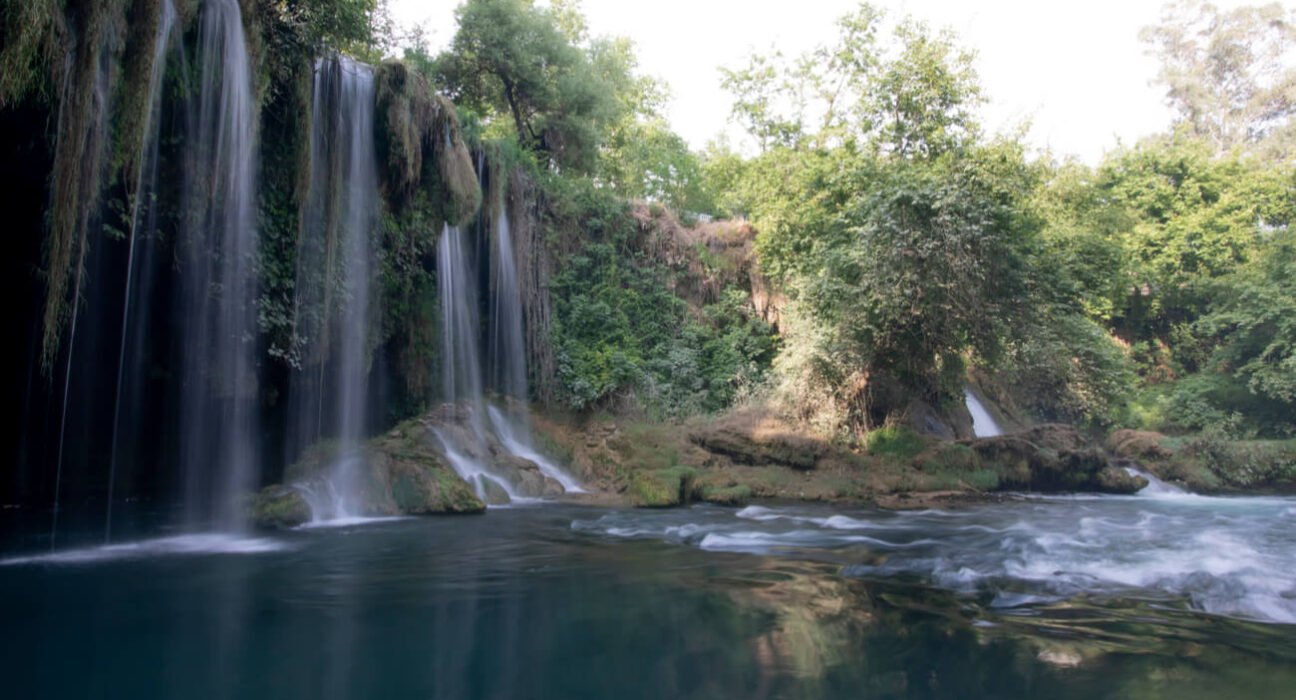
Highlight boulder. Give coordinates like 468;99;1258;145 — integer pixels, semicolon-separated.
960;424;1134;494
1106;429;1174;460
251;485;312;529
690;424;823;470
493;454;564;498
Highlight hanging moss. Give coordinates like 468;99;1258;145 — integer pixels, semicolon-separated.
40;0;130;370
374;61;480;226
113;0;165;185
0;0;67;108
257;50;314;367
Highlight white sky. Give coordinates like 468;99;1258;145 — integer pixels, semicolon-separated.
387;0;1264;164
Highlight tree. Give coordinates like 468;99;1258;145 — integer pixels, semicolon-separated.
435;0;617;172
868;20;982;160
1198;227;1296;406
1142;1;1296;159
1097;133;1288;359
718;6;980;158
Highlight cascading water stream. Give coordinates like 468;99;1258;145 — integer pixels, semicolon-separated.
104;0;178;543
49;6;120;549
178;0;260;532
288;56;380;522
436;223;518;500
487;205;582;492
964;387;1002;438
1122;465;1190;497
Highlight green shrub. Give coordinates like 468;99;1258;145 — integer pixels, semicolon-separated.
865;426;926;460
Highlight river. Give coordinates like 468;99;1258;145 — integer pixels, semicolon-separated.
3;492;1295;698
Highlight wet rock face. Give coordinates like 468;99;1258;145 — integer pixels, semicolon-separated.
252;418;487;527
492;454;564;498
424;403;567;500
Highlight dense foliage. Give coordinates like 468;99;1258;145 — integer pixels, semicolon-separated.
8;0;1295;446
706;1;1295;439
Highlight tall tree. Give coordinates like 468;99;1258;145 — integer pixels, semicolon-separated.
1142;1;1296;159
435;0;616;172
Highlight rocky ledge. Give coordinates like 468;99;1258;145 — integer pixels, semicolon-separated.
251;404;568;528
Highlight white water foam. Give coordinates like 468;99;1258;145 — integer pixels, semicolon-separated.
297;516;408;530
577;496;1296;625
0;534;289;566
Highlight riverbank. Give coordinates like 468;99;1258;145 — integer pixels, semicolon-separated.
251;400;1296;528
525;407;1148;508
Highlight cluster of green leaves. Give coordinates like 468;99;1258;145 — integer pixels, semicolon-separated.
546;180;775;417
427;0;711;213
1040;134;1295;434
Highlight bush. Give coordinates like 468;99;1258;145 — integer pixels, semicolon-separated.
865;426;926;460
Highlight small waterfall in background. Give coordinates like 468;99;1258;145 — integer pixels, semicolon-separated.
287;56;380;522
104;0;178;542
964;387;1003;438
178;0;261;531
435;223;519;500
487;206;583;492
1122;465;1190;497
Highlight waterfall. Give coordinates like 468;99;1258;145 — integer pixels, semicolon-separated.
288;56;380;522
435;223;518;500
177;0;260;531
487;205;583;492
1122;466;1190;497
104;0;179;542
964;387;1002;438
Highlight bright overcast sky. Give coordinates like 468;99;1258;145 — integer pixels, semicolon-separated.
387;0;1264;164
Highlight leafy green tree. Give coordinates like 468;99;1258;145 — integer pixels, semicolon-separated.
868;20;981;159
1198;227;1296;407
435;0;617;172
1098;134;1288;360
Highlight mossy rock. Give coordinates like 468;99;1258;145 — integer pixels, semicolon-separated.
912;442;979;472
690;427;821;470
1097;466;1147;494
628;467;696;507
696;483;752;506
251;485;311;529
374;61;481;225
380;453;486;514
1106;429;1175;460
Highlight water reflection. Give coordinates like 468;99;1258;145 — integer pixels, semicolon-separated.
3;506;1296;699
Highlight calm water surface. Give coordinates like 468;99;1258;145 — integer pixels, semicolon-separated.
3;496;1295;699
